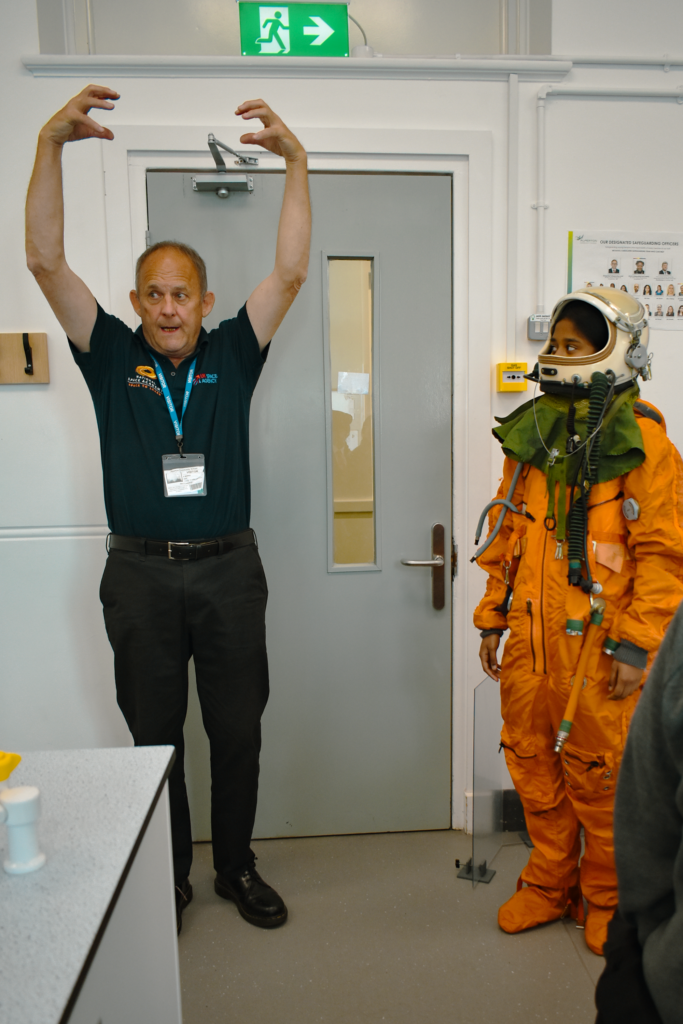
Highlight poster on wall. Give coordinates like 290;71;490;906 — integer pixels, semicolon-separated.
568;230;683;330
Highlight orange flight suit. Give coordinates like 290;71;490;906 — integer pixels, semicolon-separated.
474;404;683;944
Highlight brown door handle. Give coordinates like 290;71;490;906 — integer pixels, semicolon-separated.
400;524;446;610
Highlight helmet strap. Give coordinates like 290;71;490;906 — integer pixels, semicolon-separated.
565;378;580;454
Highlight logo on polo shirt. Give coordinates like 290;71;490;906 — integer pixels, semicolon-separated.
128;364;162;395
193;373;218;385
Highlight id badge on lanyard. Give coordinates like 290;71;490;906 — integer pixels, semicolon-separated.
152;355;207;498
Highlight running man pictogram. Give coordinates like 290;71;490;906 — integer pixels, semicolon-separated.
257;9;289;52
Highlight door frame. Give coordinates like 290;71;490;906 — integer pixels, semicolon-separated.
101;125;495;831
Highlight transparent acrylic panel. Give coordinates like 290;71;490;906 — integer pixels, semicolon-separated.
328;258;375;565
471;675;504;886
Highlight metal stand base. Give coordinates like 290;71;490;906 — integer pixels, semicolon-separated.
456;858;496;883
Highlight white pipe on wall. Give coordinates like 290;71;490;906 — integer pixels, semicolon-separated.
533;86;549;314
548;55;683;69
507;73;519;355
498;0;532;56
85;0;95;55
499;0;508;55
61;0;76;54
533;84;683;315
545;86;683;99
366;54;683;70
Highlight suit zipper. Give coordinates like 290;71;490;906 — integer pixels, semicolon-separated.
540;528;548;674
526;599;537;673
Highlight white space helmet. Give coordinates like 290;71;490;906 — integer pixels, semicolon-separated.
538;287;651;391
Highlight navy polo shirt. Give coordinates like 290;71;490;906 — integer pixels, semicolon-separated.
71;303;268;540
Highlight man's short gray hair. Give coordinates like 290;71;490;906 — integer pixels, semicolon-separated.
135;241;208;296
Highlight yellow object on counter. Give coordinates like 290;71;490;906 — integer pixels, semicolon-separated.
0;752;21;782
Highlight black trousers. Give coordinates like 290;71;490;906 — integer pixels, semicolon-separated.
595;910;663;1024
100;541;270;882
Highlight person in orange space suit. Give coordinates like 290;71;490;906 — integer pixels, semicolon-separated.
473;287;683;956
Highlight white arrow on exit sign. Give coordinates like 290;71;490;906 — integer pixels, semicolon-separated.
303;15;334;45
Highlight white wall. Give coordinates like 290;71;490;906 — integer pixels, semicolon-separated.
36;0;502;56
0;1;129;752
530;0;553;55
36;0;555;57
1;3;508;768
553;0;683;55
5;0;683;814
510;74;683;446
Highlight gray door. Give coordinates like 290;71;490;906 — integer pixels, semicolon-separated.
146;170;453;837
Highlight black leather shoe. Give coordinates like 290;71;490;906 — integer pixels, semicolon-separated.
214;866;288;929
175;877;193;935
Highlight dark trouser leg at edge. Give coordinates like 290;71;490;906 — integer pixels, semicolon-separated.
188;545;269;878
99;543;269;884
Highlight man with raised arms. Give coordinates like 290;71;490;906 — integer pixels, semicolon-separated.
25;85;311;934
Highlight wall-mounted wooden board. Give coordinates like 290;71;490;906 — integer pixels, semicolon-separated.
0;333;49;384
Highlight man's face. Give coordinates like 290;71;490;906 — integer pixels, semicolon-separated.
129;249;215;363
611;261;617;268
636;262;644;270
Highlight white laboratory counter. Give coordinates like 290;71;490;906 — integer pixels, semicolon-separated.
0;747;181;1024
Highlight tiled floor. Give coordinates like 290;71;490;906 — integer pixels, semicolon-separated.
178;831;601;1023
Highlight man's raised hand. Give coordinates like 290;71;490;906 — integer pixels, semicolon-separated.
26;85;118;349
40;85;119;147
239;98;309;348
236;100;305;162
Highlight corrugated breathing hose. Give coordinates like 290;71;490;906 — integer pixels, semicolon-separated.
567;371;612;588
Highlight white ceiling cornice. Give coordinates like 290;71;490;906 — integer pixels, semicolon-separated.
22;54;572;82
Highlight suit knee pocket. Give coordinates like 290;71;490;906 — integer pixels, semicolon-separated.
561;746;616;798
501;734;558;811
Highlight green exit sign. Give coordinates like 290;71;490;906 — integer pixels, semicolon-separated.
239;2;350;57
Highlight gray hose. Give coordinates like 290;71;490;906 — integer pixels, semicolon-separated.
473;498;521;541
470;461;524;563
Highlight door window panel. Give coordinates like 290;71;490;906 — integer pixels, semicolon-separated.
327;258;375;566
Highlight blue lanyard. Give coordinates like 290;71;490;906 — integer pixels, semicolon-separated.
151;355;197;454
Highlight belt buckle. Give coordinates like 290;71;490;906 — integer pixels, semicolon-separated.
168;541;192;560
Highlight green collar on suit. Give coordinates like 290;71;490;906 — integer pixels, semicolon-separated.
492;383;646;485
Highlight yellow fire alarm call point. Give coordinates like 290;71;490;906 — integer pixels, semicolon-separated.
496;362;528;393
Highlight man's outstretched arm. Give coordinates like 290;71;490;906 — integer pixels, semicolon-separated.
240;100;311;350
25;85;119;352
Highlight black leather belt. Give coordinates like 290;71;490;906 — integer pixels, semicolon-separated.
107;529;256;561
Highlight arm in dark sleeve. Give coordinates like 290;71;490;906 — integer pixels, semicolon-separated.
221;305;270;397
69;303;128;397
614;606;683;1024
